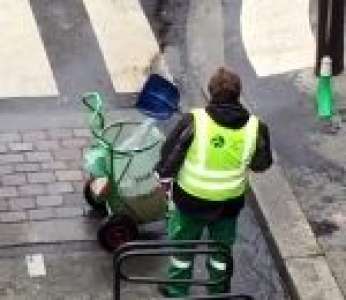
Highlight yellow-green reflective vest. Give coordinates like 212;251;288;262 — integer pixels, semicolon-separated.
177;108;259;201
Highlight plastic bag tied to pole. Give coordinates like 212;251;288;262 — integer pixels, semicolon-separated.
116;118;163;197
82;93;111;178
84;146;111;178
316;56;334;119
117;118;157;151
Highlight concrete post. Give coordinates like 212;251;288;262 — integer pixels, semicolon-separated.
316;0;344;76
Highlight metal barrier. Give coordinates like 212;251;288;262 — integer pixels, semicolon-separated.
113;241;253;300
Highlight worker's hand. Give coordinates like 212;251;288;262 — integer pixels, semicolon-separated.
154;172;172;194
90;177;111;197
159;178;173;194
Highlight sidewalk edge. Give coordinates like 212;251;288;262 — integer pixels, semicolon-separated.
250;159;344;299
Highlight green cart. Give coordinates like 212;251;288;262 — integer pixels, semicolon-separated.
82;92;166;252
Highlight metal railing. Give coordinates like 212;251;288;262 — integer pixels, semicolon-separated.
113;240;254;300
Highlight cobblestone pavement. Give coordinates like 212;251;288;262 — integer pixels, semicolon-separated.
0;128;89;224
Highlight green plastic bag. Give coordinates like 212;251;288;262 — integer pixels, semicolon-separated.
84;146;111;178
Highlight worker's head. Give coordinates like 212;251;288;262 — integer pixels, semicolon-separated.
208;67;242;104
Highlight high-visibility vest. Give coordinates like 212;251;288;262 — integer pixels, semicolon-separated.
177;108;259;201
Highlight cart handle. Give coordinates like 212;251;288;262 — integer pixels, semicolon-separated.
82;93;161;155
82;92;110;149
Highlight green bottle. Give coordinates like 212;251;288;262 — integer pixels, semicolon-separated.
316;56;334;119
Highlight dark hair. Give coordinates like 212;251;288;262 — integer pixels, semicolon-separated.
208;67;242;103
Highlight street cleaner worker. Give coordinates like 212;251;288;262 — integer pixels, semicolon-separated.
155;67;273;298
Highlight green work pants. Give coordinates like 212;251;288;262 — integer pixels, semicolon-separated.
164;205;237;297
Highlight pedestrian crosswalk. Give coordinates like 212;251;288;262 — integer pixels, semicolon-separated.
0;0;317;101
0;0;167;100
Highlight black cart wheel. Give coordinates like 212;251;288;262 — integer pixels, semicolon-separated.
84;178;107;216
97;214;138;252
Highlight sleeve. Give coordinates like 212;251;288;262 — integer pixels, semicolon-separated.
155;113;194;179
250;121;273;172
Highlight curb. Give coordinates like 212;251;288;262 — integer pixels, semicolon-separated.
250;157;344;299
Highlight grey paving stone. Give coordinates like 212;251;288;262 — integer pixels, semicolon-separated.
8;142;33;152
0;218;98;245
36;140;61;151
1;174;27;186
0;199;9;211
326;251;346;296
36;195;63;207
286;257;344;300
53;149;82;161
0;211;26;223
0;165;14;175
61;138;89;149
68;160;83;169
0;187;17;197
63;193;83;207
73;181;85;193
0;154;25;164
25;151;53;162
8;197;36;210
55;170;83;181
0;252;113;299
27;172;56;183
41;161;68;170
55;207;84;218
48;128;73;138
73;128;90;137
47;182;74;194
15;163;41;172
22;130;47;142
0;132;21;143
18;184;46;196
0;144;7;153
28;208;55;221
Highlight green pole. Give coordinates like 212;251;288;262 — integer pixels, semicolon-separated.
316;56;334;119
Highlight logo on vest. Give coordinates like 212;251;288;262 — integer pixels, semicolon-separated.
210;135;225;148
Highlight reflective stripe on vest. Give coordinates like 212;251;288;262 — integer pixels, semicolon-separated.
209;257;227;271
170;256;192;269
177;108;259;201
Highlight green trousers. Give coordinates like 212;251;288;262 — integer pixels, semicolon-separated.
164;205;237;297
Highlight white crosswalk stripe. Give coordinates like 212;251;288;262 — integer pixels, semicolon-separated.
83;0;170;93
0;0;58;99
241;0;315;77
